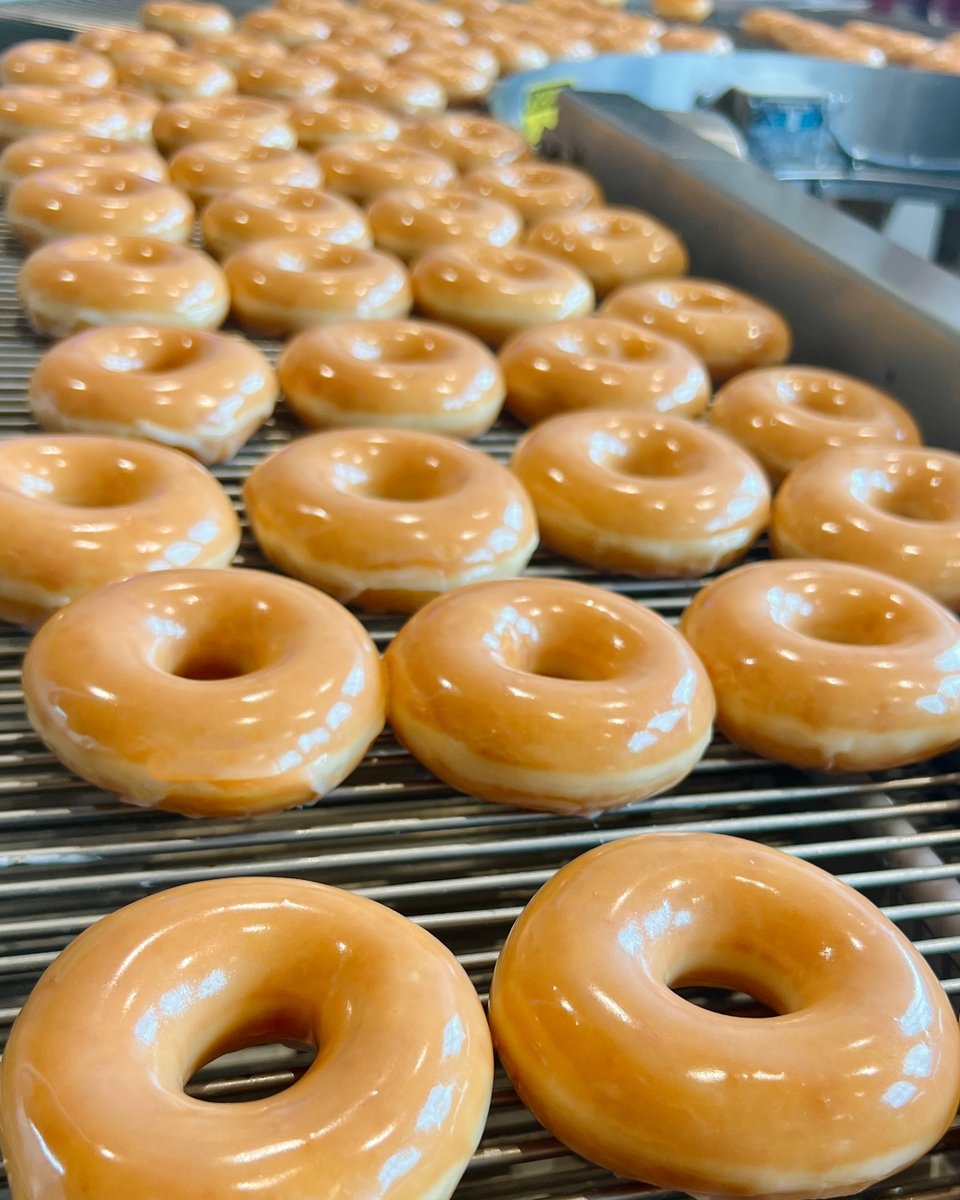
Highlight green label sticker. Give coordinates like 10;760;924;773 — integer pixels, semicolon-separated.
521;78;575;147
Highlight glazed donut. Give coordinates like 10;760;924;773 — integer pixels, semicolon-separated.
412;245;594;346
590;15;663;53
653;0;713;21
0;878;492;1197
76;26;177;60
915;44;960;74
489;831;960;1200
23;568;385;815
0;434;239;627
235;57;337;102
710;366;922;484
401;48;499;103
293;41;386;77
403;113;529;171
100;88;161;142
19;235;229;338
153;96;296;155
385;577;714;811
169;140;320;207
278;319;505;436
334;27;413;60
0;41;116;90
366;0;464;25
241;8;333;47
0;86;131;145
474;31;550;73
603;278;791;383
658;26;735;52
368;187;522;262
202;184;370;259
7;166;195;248
0;133;168;190
501;317;709;424
225;238;411;336
770;445;960;610
29;325;277;464
512;410;769;576
681;558;960;770
842;20;936;63
336;68;447;119
464;162;602;225
245;428;536;610
526;207;689;297
141;1;234;39
288;97;400;150
116;50;236;101
317;140;458;205
187;33;288;69
534;29;597;60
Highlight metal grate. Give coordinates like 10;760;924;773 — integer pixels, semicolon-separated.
0;128;959;1200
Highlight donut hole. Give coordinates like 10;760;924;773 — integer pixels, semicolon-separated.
671;982;782;1018
527;643;620;682
786;379;877;420
588;428;702;478
674;287;736;314
337;445;464;502
170;638;264;680
94;330;207;374
2;449;162;508
851;466;959;522
187;1029;318;1103
768;585;918;645
350;328;441;365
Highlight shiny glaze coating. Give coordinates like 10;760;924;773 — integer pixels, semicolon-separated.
710;366;922;485
225;237;411;336
7;165;195;248
0;877;492;1200
385;577;713;811
489;831;960;1199
98;88;161;142
245;427;535;610
512;410;769;576
680;558;960;770
29;324;277;464
501;317;710;424
0;86;133;145
241;8;333;47
589;14;663;52
23;568;385;814
0;41;116;90
0;435;238;627
654;24;730;51
203;184;370;259
368;186;522;262
401;48;498;103
278;319;505;437
0;132;168;189
317;140;458;205
294;42;387;78
604;277;791;382
334;27;413;60
463;161;601;225
153;96;296;154
471;30;550;74
412;245;594;347
141;1;235;38
169;139;320;207
743;11;887;64
289;97;400;150
771;445;960;610
187;32;288;69
235;56;337;102
336;68;447;118
76;26;177;61
19;234;229;338
526;206;688;297
403;113;529;171
843;19;936;63
654;0;712;21
116;50;236;101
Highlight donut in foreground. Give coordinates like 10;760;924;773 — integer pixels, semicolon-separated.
0;877;492;1200
680;559;960;771
489;831;960;1200
22;568;385;816
384;577;714;812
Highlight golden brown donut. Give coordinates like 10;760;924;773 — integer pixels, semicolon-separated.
202;183;370;258
842;19;936;63
603;278;791;383
535;28;597;60
770;445;960;610
293;41;386;77
153;95;296;154
0;132;168;190
19;235;229;338
589;14;665;53
0;434;239;627
709;366;922;484
525;206;688;297
658;26;735;52
99;88;161;142
501;317;709;423
76;27;177;61
246;428;536;611
512;409;769;576
385;577;714;811
401;48;498;103
413;244;594;346
403;113;529;171
7;166;194;248
317;139;458;204
241;8;333;47
225;238;412;336
0;878;492;1197
652;0;713;22
915;44;960;74
116;49;236;101
0;86;132;145
278;319;505;436
187;32;288;69
336;67;447;118
22;568;386;815
235;56;337;102
365;0;464;25
463;162;602;225
682;558;960;770
368;186;522;262
471;30;550;74
169;139;321;206
334;26;413;60
490;831;960;1200
141;1;235;39
0;41;116;90
288;97;400;150
29;325;277;464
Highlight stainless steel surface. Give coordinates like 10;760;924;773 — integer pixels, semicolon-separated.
0;103;959;1200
